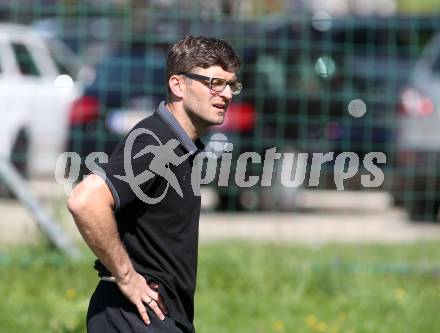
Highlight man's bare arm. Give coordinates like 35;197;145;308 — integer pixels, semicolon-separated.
67;174;167;324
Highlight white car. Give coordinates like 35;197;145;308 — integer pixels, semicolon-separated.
0;23;84;179
394;32;440;221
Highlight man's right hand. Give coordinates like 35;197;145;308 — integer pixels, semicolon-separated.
116;270;168;325
67;175;168;325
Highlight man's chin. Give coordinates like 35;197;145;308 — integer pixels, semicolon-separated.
208;114;225;126
213;118;225;126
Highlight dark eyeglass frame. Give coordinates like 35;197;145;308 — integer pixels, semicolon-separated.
179;72;242;95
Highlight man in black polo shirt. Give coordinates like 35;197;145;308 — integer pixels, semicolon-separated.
67;35;242;333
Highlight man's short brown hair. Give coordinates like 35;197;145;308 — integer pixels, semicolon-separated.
166;35;241;99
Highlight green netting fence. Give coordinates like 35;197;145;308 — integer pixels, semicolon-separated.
2;1;440;220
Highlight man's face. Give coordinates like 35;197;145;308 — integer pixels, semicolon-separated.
182;65;237;127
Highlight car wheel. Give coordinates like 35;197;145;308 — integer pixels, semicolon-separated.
407;199;440;223
11;130;30;178
0;129;30;198
218;190;260;211
217;192;239;211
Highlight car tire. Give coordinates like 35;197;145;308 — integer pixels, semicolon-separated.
0;129;30;198
407;199;440;223
218;192;243;211
217;190;261;211
11;129;30;178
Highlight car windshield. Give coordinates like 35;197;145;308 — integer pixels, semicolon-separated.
45;37;82;79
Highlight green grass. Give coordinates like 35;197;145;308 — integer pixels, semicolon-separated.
398;0;440;13
1;242;440;333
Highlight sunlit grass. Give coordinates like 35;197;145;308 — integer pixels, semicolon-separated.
1;242;440;333
398;0;440;13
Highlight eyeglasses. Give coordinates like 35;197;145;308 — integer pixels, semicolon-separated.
179;72;242;95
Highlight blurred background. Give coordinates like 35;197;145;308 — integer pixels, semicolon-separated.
2;1;440;333
2;0;440;218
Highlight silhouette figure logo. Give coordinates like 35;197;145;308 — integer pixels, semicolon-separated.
115;128;191;204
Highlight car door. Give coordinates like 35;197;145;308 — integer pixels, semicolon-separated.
0;32;31;164
9;33;80;175
28;35;81;175
6;34;55;175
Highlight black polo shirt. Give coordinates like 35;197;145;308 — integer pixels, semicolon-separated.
94;101;203;333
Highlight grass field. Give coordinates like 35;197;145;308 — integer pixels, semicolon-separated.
1;241;440;333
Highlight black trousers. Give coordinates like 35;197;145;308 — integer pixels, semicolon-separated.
87;281;184;333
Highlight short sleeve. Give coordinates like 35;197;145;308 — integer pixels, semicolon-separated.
95;132;160;211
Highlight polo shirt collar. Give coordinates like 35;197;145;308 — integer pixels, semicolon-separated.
156;101;204;154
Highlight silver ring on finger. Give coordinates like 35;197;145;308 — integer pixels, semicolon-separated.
146;297;154;305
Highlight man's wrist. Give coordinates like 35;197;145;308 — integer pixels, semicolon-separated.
114;265;134;285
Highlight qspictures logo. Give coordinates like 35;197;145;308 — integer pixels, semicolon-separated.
55;131;386;204
113;128;192;204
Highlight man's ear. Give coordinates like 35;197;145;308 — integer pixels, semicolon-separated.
169;75;184;99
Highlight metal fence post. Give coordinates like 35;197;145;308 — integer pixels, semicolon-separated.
0;158;81;259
